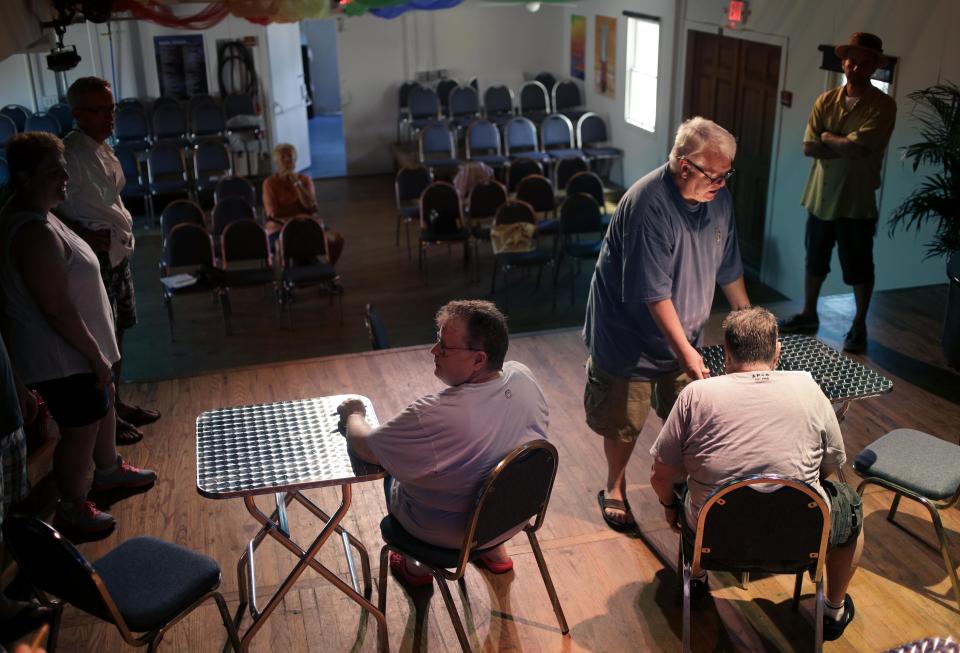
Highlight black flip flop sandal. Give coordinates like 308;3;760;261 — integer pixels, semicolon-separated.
598;490;636;533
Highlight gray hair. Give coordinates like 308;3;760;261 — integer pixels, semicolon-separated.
722;307;778;365
668;117;737;172
435;300;509;371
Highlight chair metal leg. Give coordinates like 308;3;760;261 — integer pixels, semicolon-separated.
814;576;824;653
377;547;391;653
887;493;902;521
681;563;692;653
740;571;750;589
213;591;243;652
434;576;472;653
526;531;569;634
164;295;175;342
792;572;803;612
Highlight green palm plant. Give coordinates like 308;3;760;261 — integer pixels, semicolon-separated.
889;81;960;258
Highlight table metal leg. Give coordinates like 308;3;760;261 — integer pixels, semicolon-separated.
234;486;388;653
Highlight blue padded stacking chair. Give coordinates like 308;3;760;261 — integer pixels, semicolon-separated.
436;78;460;113
0;115;17;152
160;199;205;245
279;217;344;323
566;170;610;228
148;143;191;199
115;143;154;221
395;165;433;258
482;84;515;127
47;103;75;135
540;114;583;160
516;174;559;246
212;195;256;241
518;81;550;123
364;303;390;350
193;140;232;198
190;100;227;142
576;112;625;183
214;175;257;207
153;97;179;112
465;119;510;169
397;80;421;141
3;515;241;653
504;117;551;163
152;103;189;145
418;121;461;170
0;156;9;187
554;193;603;306
552;80;586;122
534;72;557;94
25;113;61;135
160;223;219;341
117;97;146;111
219;219;279;334
1;105;31;132
555;156;589;194
466;179;508;243
418;181;474;285
489;201;553;311
507;157;544;193
408;87;441;136
447;86;481;130
115;104;151;152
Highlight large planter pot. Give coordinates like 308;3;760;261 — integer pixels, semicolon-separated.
945;252;960;369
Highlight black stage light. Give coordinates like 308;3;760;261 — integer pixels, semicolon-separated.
47;43;82;72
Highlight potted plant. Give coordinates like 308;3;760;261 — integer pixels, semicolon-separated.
888;81;960;368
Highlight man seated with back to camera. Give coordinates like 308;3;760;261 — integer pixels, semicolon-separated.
649;307;863;641
338;300;548;587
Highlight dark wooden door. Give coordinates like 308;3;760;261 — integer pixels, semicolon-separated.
683;31;781;270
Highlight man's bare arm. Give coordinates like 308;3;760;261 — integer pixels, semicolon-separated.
719;277;750;311
647;299;709;379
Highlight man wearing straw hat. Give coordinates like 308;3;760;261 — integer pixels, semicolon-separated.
779;32;897;354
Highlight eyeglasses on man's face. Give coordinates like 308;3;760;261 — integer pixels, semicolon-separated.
75;105;116;115
433;335;482;357
680;156;735;185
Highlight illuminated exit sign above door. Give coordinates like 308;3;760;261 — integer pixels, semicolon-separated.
727;0;749;28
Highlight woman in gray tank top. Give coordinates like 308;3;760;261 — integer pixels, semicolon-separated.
0;132;155;535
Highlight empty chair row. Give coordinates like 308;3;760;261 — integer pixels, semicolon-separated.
115;93;260;151
401;79;583;124
0;105;76;146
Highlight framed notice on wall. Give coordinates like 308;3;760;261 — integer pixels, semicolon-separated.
154;35;209;100
570;15;586;80
594;16;616;98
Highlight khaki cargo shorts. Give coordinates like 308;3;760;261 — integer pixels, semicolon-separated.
583;357;689;443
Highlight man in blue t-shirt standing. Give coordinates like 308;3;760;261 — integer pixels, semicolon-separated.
583;117;751;531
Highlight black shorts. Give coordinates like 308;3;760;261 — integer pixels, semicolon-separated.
805;213;877;285
29;373;111;428
97;254;138;331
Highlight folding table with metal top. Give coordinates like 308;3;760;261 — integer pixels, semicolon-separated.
196;394;388;652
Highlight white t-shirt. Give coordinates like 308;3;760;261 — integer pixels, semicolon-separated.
650;370;845;528
366;361;549;548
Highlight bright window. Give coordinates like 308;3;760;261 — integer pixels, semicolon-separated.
625;16;660;132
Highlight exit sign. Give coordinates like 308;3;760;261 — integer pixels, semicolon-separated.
727;0;749;27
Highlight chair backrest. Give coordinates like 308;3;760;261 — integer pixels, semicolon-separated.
190;101;226;138
212;196;256;237
148;143;187;182
398;81;421;111
194;140;232;177
408;87;440;121
152;103;188;141
468;180;508;220
2;516;118;625
214;175;257;206
364;303;390;350
0;115;17;148
0;157;9;187
483;85;514;116
566;170;605;209
436;79;459;110
280;217;328;264
1;105;32;132
465;119;502;157
519;81;550;114
493;200;536;226
420;181;463;232
555;156;589;190
540;113;574;150
577;112;609;148
188;93;217;112
419;121;455;160
692;475;830;579
164;223;214;268
113;144;143;192
160;199;205;242
552;80;582;111
224;93;256;119
153;96;179;112
114;105;150;142
516;174;555;214
47;103;75;135
504;117;539;155
507;157;544;192
395;165;432;204
221;219;269;267
559;193;603;236
448;86;480;118
117;97;145;112
24;113;60;135
461;441;559;563
534;72;557;93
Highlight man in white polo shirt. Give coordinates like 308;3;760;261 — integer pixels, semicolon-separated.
60;77;160;444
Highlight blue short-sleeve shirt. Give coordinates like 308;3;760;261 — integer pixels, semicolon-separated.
583;163;744;379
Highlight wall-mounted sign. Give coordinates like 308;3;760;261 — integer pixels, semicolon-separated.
154;34;209;100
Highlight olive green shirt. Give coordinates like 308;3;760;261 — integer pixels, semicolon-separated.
801;84;897;220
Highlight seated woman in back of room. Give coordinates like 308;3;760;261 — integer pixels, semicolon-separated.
262;143;344;265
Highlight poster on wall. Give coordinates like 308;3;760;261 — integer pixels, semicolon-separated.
594;16;616;98
570;15;586;80
154;35;209;100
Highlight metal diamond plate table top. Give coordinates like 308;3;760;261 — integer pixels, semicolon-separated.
699;334;893;402
196;395;383;498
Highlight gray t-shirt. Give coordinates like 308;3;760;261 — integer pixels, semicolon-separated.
583;163;743;379
366;361;549;548
650;370;845;528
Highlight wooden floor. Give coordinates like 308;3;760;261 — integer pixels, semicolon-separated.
39;285;959;652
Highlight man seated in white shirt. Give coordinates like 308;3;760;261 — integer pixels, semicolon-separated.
339;300;549;587
649;307;864;641
60;77;160;444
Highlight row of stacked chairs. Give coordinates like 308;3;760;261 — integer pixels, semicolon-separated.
157;178;342;340
0;104;76;186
